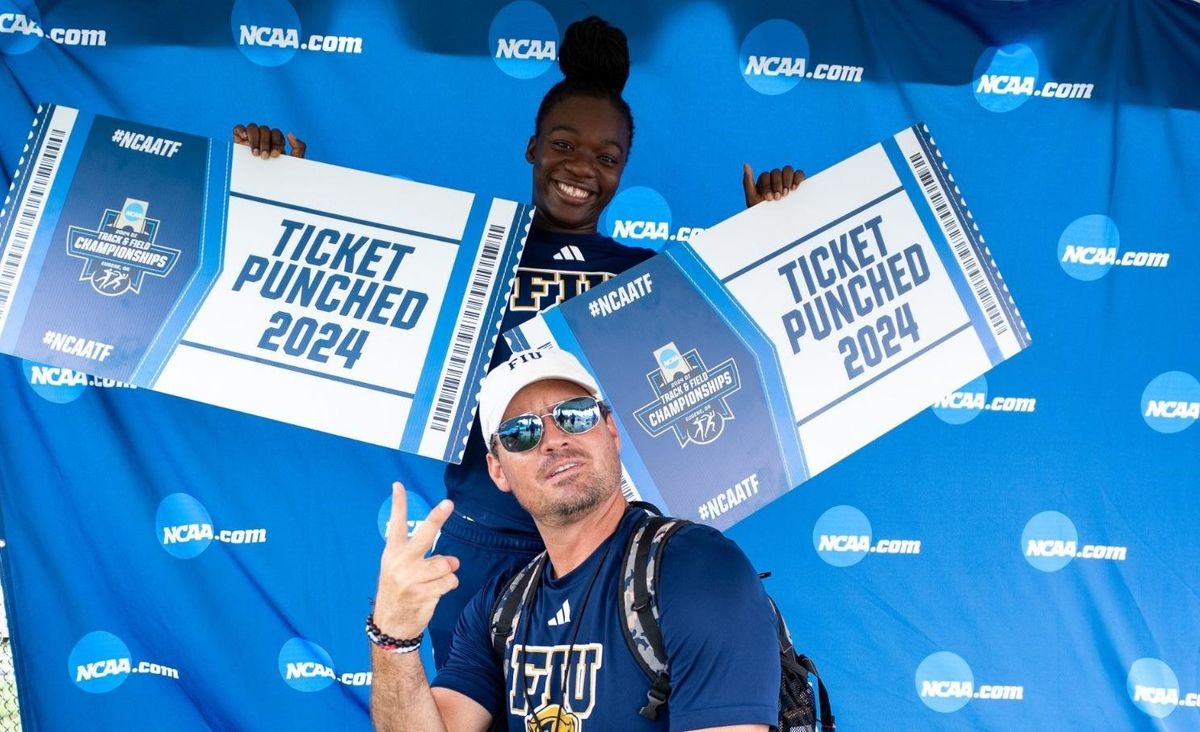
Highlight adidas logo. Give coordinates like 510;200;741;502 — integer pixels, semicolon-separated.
547;599;571;626
552;245;585;262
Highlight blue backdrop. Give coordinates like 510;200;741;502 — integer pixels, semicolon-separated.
1;0;1198;729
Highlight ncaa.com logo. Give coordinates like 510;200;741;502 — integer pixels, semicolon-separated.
489;1;558;79
739;19;864;95
22;359;134;404
931;375;1037;425
156;493;268;559
1141;371;1200;434
1127;658;1200;719
739;20;864;96
1021;511;1127;572
812;505;920;568
231;0;363;67
973;44;1094;112
68;631;179;694
602;187;702;250
1058;214;1170;281
915;652;1024;713
0;1;107;54
279;638;370;692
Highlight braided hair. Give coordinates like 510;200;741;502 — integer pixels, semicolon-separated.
534;16;635;150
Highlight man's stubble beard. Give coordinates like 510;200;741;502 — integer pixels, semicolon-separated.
514;447;623;528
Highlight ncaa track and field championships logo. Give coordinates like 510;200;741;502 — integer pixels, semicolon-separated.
812;505;921;567
68;631;179;693
1141;371;1200;434
1021;511;1127;572
915;652;1024;713
632;342;740;448
1128;658;1200;719
489;1;557;79
377;490;432;539
973;44;1094;112
1058;214;1170;281
279;638;371;691
22;359;133;404
156;493;268;559
739;20;864;96
67;198;180;296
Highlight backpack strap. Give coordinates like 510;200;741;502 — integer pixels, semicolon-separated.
770;596;836;732
795;653;836;732
618;512;688;720
489;551;547;664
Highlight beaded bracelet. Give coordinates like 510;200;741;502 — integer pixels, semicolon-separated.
365;613;423;654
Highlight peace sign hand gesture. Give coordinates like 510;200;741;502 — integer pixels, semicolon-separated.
373;483;460;639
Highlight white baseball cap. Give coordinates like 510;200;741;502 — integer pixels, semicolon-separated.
477;348;602;447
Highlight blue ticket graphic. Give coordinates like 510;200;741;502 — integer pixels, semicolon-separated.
508;124;1031;528
0;105;531;462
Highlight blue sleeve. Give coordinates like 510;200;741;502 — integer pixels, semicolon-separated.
430;577;506;716
657;524;780;732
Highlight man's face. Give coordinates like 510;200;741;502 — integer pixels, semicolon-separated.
486;379;622;527
525;95;629;235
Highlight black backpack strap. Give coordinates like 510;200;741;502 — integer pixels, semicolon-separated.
618;512;688;720
489;551;547;664
770;596;836;732
795;654;836;732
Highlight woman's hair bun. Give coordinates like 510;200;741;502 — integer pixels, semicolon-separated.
558;16;629;94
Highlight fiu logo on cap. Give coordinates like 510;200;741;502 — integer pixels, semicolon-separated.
632;343;741;447
66;198;181;296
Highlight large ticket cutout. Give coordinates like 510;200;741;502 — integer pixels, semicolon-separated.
509;124;1031;529
0;105;531;462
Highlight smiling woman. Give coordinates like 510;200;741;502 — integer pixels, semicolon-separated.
523;17;634;234
525;95;628;234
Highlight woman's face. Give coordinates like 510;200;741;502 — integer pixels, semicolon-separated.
526;94;630;235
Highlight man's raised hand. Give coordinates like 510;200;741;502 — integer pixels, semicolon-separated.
373;483;459;640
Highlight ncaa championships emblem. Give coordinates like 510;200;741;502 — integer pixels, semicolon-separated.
632;342;740;447
66;198;180;296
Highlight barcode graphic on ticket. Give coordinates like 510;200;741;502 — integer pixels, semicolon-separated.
0;106;76;331
897;125;1028;358
420;198;527;461
430;220;509;433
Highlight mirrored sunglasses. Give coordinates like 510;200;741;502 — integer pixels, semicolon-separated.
492;395;606;453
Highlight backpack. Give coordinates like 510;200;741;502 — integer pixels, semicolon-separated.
489;504;836;732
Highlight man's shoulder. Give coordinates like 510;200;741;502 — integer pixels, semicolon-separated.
631;515;765;606
659;518;752;567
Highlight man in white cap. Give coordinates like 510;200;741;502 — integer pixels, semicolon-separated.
370;348;779;731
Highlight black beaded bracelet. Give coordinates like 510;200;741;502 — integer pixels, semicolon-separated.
365;613;423;654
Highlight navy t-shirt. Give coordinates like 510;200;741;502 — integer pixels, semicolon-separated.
432;507;780;731
444;229;656;533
